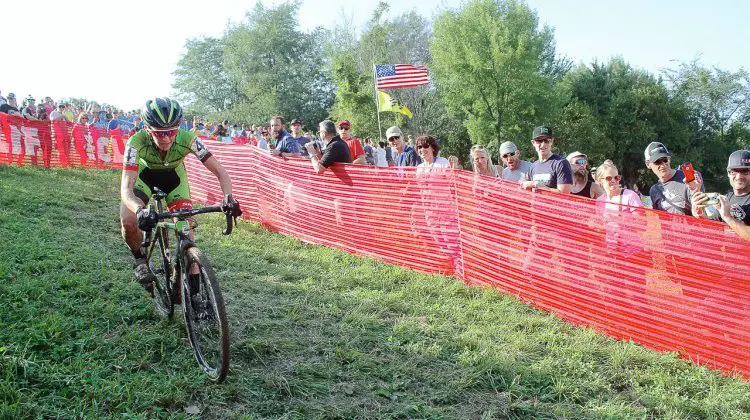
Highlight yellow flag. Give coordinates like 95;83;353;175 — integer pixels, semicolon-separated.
377;91;413;118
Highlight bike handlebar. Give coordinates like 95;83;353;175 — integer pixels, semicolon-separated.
155;205;236;235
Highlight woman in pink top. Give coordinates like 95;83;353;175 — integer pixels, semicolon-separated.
595;160;643;211
595;160;643;257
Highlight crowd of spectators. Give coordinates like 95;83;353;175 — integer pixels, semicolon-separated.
1;89;747;241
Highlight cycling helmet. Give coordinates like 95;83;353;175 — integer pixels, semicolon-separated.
141;97;183;129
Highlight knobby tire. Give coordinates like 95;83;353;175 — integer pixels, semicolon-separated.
182;246;230;383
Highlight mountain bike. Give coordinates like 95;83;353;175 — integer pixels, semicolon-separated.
141;187;238;383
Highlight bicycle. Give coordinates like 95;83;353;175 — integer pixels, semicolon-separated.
141;187;238;383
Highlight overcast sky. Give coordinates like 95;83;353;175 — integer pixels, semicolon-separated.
3;0;747;110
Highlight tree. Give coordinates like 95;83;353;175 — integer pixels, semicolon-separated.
430;0;566;155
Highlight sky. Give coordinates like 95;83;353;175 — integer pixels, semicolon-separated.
2;0;748;111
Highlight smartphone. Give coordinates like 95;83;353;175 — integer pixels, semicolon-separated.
704;192;719;206
681;163;696;183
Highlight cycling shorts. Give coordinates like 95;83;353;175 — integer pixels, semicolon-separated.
133;164;193;211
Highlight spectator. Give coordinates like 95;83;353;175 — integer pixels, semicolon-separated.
108;110;122;130
269;116;300;157
0;93;21;117
258;128;270;150
336;120;366;164
49;103;68;121
499;141;530;181
63;103;76;122
230;124;242;138
595;160;643;211
375;141;388;167
35;104;49;121
43;97;54;115
567;151;604;199
306;119;352;173
692;150;750;241
645;141;702;215
289;118;309;157
21;96;38;120
93;110;108;128
216;123;232;143
77;112;90;125
363;138;376;165
452;144;498;177
387;125;421;167
416;135;450;173
521;126;572;193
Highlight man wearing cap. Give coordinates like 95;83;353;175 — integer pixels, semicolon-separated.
306;119;353;174
386;125;421;167
0;93;21;117
499;141;531;182
521;126;572;193
567;151;604;199
691;150;750;241
645;141;702;215
336;120;366;164
21;96;38;120
289;118;311;157
269;115;301;158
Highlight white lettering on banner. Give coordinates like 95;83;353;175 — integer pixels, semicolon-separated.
111;138;123;163
21;126;41;159
83;132;95;161
9;125;23;156
97;136;112;163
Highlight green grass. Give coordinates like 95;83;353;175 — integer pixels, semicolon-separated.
1;164;749;419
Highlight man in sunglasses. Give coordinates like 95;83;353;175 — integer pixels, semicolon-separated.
691;150;750;241
120;97;240;291
336;120;366;164
645;141;702;215
499;141;531;182
386;125;421;167
567;151;604;199
521;126;572;193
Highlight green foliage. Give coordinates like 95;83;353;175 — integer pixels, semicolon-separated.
431;0;565;155
173;1;334;128
2;165;750;417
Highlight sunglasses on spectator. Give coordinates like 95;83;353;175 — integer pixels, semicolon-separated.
339;127;350;131
574;158;586;165
652;157;669;166
602;175;622;182
501;152;515;158
533;138;551;145
388;136;400;142
416;144;431;149
728;168;750;176
150;128;179;138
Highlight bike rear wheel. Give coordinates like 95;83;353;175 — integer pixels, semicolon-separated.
182;247;230;382
150;228;174;318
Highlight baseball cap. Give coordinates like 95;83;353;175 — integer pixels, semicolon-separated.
566;151;587;162
385;126;403;139
499;141;518;155
727;150;750;170
645;141;671;162
532;126;553;140
337;120;351;129
7;93;15;99
291;118;302;125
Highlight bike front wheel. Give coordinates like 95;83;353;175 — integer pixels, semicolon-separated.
150;228;174;318
182;247;230;382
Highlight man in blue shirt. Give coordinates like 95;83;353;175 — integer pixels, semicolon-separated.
521;126;572;193
269;116;301;158
386;126;421;167
289;118;310;157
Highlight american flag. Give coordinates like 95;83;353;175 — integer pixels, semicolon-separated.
375;64;429;89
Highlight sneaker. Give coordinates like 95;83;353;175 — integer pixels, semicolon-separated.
133;258;156;293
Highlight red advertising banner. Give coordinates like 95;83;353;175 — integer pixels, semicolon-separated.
185;142;750;379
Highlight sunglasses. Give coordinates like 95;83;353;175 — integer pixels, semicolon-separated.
150;128;179;138
533;138;551;145
602;175;622;182
652;157;669;166
501;152;515;159
574;158;586;165
388;136;400;142
417;144;431;149
339;127;350;131
728;168;750;176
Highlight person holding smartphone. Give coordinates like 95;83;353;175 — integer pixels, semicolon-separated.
645;141;703;216
691;150;750;241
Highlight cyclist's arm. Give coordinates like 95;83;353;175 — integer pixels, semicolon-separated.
202;155;233;197
120;169;143;213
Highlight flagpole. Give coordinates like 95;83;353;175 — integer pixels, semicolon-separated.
373;64;384;143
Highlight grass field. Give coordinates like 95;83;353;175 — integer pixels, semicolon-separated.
1;164;749;419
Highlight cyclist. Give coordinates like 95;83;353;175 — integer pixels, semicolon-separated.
120;97;240;291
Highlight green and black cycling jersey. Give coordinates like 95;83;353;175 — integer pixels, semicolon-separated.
123;129;212;208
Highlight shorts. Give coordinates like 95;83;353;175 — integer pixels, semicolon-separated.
133;164;193;211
